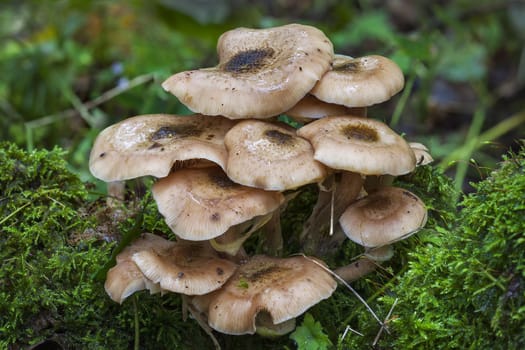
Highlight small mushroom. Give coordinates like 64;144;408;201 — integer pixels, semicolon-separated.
339;186;427;248
409;142;434;166
162;24;334;119
297;116;416;176
194;255;337;335
224;119;327;191
104;233;173;303
311;54;404;107
152;166;284;241
285;94;366;124
89;114;235;182
132;239;238;295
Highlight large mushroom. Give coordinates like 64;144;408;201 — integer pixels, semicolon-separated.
152;166;284;242
193;255;337;335
224;119;327;191
89;114;235;182
162;24;334;119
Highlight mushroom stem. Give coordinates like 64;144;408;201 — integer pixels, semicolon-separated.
260;209;283;256
334;257;378;283
106;180;125;208
300;171;363;256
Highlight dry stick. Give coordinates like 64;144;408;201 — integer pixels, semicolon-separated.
341;324;364;340
25;73;154;151
298;254;386;332
329;179;336;236
372;298;398;346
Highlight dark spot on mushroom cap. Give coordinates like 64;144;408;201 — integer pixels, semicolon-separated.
264;129;294;145
151;124;201;141
99;152;106;158
211;212;220;221
333;60;362;72
222;48;275;74
341;123;379;142
216;267;224;275
240;263;292;284
178;272;185;278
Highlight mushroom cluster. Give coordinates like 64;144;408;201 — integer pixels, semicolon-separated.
89;23;431;341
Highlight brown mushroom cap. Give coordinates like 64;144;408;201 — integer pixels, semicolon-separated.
311;54;404;107
162;24;334;119
285;94;364;123
297;116;416;176
339;186;427;248
89;114;235;182
224;119;327;190
152;166;284;241
201;255;336;335
409;142;434;166
104;233;173;303
132;240;238;295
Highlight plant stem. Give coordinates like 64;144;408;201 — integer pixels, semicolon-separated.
133;294;140;350
390;69;415;128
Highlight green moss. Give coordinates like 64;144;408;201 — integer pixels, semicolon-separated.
0;143;213;349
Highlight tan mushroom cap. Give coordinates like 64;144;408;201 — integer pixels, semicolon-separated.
297;116;416;176
104;233;172;303
89;114;235;182
285;94;366;123
311;54;404;107
152;166;284;241
132;240;238;295
162;24;334;119
202;255;336;335
409;142;434;166
225;120;327;190
339;186;427;248
105;260;162;304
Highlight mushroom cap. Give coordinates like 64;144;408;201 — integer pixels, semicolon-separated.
89;114;235;182
311;54;404;107
297;116;416;176
339;186;427;248
202;255;337;335
285;94;366;123
409;142;434;166
132;240;238;295
104;233;172;303
224;119;327;190
152;166;284;240
162;24;334;119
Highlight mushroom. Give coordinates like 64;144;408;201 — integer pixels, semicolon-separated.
311;54;404;108
339;186;427;248
334;245;395;283
224;119;327;191
162;24;334;119
89;114;236;182
152;166;284;241
409;142;434;166
193;255;337;335
131;239;238;295
285;94;366;124
104;232;174;303
297;115;416;176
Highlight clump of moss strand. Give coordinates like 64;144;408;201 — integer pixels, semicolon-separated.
336;144;525;349
0;143;214;349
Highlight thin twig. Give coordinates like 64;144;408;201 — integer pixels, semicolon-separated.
25;73;154;151
341;324;364;340
372;298;398;346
